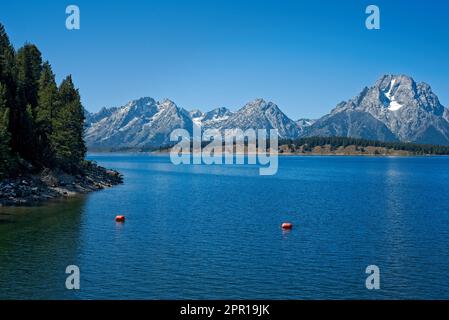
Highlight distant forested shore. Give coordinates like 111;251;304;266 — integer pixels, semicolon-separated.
0;23;121;206
278;136;449;156
89;136;449;156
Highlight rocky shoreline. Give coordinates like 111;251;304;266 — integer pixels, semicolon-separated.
0;162;123;206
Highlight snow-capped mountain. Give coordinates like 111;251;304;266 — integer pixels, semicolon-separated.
85;97;193;149
211;99;302;138
305;74;449;144
188;100;299;137
84;75;449;150
190;107;233;128
85;98;301;149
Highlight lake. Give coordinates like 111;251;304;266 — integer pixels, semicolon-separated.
1;154;449;299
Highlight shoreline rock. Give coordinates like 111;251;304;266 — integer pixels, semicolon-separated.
0;162;123;207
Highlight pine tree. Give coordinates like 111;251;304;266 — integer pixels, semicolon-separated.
14;44;42;162
0;83;12;176
16;44;42;110
0;23;16;155
36;61;59;165
51;75;86;171
0;23;16;89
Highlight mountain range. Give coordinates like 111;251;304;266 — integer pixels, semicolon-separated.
85;75;449;149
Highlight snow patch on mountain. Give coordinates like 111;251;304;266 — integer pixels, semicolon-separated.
384;79;403;111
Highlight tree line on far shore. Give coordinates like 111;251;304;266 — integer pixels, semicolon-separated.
108;135;449;155
0;23;85;177
279;136;449;155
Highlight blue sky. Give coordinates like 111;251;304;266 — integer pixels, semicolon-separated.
1;0;448;119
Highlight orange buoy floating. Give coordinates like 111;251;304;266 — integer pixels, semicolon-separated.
281;222;293;230
115;215;125;222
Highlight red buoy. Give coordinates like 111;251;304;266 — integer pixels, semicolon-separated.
115;215;125;222
281;222;293;230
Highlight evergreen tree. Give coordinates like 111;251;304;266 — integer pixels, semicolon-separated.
16;44;42;110
0;83;12;176
14;44;42;162
0;23;16;95
0;23;16;154
51;75;86;171
36;61;59;165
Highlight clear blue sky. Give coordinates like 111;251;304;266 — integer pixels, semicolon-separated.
1;0;448;119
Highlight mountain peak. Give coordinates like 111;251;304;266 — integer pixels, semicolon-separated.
213;106;230;113
245;98;267;107
253;98;266;104
310;75;449;145
375;74;415;89
159;98;177;109
130;96;156;106
241;98;280;113
201;107;232;124
372;74;444;114
189;109;204;119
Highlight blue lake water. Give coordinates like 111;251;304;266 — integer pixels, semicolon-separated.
1;155;449;299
